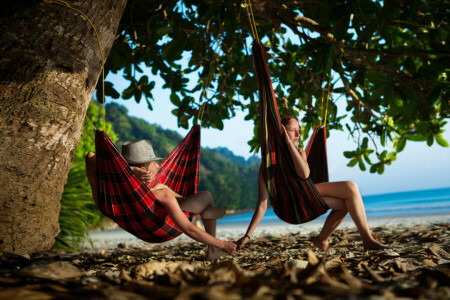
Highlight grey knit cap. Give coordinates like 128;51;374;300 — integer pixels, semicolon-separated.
122;139;162;164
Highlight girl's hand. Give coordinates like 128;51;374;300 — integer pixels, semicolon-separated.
236;236;250;251
282;125;293;146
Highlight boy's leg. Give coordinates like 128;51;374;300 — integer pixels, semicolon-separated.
178;191;226;220
85;152;98;205
153;189;236;260
178;191;226;260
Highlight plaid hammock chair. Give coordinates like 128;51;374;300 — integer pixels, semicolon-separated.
94;125;201;243
305;125;329;184
253;42;329;224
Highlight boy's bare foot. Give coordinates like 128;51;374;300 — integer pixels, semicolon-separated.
363;239;387;250
313;238;330;251
85;152;98;203
206;246;223;261
200;207;227;220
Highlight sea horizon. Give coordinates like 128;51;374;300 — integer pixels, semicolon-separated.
217;186;450;225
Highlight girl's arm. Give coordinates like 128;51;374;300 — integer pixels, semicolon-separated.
282;125;310;179
297;146;308;163
236;166;269;250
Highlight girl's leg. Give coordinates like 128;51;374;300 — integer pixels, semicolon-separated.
316;181;386;250
313;207;348;251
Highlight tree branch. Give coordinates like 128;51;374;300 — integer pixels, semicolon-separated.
336;61;381;121
343;47;450;58
343;54;428;97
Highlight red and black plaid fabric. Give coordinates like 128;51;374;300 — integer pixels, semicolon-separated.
305;125;329;184
94;126;200;243
253;42;329;224
150;125;200;198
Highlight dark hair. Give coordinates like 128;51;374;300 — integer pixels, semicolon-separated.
281;114;299;126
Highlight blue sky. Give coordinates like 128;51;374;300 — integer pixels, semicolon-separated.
104;68;449;196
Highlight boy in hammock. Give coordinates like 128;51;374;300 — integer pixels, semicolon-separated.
236;115;387;251
85;139;237;260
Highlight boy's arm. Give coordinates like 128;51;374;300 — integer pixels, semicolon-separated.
151;183;182;198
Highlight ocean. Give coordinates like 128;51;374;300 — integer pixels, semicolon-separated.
89;187;450;248
217;187;450;225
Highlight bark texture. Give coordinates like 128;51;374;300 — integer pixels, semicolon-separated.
0;0;127;255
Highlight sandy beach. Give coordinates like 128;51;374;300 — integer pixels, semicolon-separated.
1;214;449;299
89;213;450;249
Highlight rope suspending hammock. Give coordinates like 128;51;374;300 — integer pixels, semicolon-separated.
305;73;332;184
245;0;329;224
44;0;203;242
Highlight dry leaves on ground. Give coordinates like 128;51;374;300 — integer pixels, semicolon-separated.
0;223;449;299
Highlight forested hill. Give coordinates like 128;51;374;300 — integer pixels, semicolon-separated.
105;103;260;210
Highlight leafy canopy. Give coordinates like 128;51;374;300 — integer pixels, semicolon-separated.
101;0;449;174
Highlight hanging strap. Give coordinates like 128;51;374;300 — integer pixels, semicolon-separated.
320;71;332;127
244;0;260;43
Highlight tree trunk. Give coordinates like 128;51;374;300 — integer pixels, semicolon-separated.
0;0;127;255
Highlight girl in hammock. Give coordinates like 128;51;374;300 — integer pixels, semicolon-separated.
236;115;387;251
85;139;237;260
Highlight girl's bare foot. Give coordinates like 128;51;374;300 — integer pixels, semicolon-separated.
206;246;223;261
200;207;227;220
363;239;387;250
313;238;330;251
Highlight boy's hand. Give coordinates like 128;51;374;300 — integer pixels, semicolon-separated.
222;241;238;255
130;166;153;184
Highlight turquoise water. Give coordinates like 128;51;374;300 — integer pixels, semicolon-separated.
217;187;450;225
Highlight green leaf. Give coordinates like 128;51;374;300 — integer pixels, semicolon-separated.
170;93;181;106
363;155;372;164
347;159;358;167
386;152;397;162
134;90;142;103
362;137;369;149
287;70;295;84
377;164;385;174
122;86;134;100
358;159;366;171
155;27;172;36
435;134;449;147
393;98;403;107
427;135;434;146
395;136;407;152
343;151;355;158
381;130;386;147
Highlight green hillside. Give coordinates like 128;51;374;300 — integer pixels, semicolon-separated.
105;103;260;209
